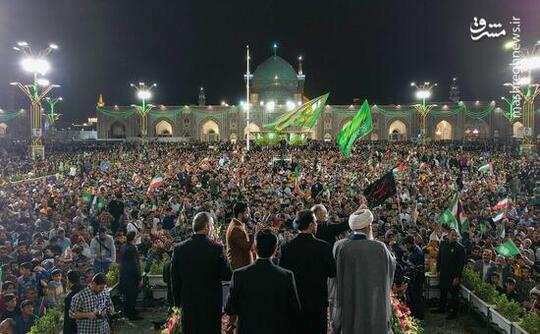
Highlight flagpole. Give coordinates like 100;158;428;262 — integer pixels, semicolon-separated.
246;45;251;151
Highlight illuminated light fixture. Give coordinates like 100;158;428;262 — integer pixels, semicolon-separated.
274;75;278;80
415;90;431;100
17;41;28;47
49;43;59;50
519;56;540;71
266;100;275;111
221;101;227;106
475;100;480;105
137;90;151;100
36;78;50;87
473;129;479;135
286;100;296;111
21;57;50;75
297;101;301;106
349;104;354;109
260;101;264;106
517;77;531;86
503;40;514;50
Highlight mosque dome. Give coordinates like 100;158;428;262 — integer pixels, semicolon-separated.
252;56;299;104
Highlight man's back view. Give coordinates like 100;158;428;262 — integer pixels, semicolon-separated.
226;229;300;334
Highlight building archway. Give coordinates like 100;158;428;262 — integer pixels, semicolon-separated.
371;132;379;141
110;121;126;138
323;133;332;142
230;133;238;143
388;120;407;141
464;119;489;140
200;119;220;142
435;120;453;140
155;120;173;137
0;123;7;138
244;122;260;140
513;121;524;138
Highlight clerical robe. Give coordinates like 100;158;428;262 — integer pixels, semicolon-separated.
332;233;396;334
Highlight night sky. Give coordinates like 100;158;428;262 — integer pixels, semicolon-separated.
0;0;539;125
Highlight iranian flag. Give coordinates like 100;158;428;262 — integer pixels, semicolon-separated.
492;209;506;222
147;175;164;195
478;160;494;174
492;198;510;211
450;194;469;232
392;163;404;176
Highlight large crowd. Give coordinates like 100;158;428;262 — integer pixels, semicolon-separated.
0;139;538;333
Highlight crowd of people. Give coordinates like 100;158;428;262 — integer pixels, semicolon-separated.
0;139;538;333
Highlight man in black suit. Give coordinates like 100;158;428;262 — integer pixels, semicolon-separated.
434;229;466;320
225;229;301;334
171;212;232;334
312;204;349;249
280;210;336;334
119;231;142;320
63;270;83;334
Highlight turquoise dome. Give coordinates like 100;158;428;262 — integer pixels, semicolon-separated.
252;56;298;104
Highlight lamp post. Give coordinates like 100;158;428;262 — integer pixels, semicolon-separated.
11;41;59;159
130;82;157;143
410;81;437;141
504;42;540;153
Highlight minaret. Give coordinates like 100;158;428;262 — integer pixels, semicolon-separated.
296;55;306;103
97;94;105;107
272;42;278;57
198;87;206;106
449;77;460;103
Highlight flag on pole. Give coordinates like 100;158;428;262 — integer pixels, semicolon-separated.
264;93;329;131
336;100;373;158
96;197;106;211
363;172;396;208
478;160;494;174
492;209;506;222
492;198;510;211
392;164;404;176
147;175;164;195
495;239;520;257
81;192;93;204
438;208;459;232
293;165;303;195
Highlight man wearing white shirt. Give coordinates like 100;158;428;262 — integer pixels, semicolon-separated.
126;219;142;245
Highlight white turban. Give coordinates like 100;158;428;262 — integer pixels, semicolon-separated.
348;209;373;230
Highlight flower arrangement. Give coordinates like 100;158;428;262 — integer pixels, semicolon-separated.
162;307;182;334
391;295;423;334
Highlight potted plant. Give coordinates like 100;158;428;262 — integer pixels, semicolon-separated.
147;259;167;287
29;307;63;334
106;262;120;297
518;312;539;334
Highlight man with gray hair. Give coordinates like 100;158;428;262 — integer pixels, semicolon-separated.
332;206;396;334
171;212;232;334
312;204;349;249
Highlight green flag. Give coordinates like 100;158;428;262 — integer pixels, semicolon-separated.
264;93;329;131
336;100;373;158
495;239;520;257
96;197;106;210
81;192;93;203
438;208;459;231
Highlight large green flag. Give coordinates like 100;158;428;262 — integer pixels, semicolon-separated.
336;100;373;158
438;208;459;231
264;93;329;131
495;239;520;257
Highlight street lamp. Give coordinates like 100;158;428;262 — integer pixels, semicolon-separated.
499;96;519;123
130;82;157;143
410;81;437;140
503;42;540;151
11;41;59;159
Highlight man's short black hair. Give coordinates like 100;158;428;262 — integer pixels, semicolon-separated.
294;210;315;231
2;294;15;303
233;202;248;218
126;231;136;243
505;277;517;285
192;212;212;233
92;273;107;285
20;262;32;271
67;270;80;284
20;300;32;309
403;235;415;245
255;229;278;258
2;281;15;289
98;227;107;234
